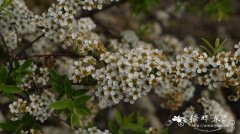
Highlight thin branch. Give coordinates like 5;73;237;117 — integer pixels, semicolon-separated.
17;33;45;56
0;32;17;60
17;53;80;60
0;32;10;54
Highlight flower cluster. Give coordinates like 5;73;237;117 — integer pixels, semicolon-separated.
73;37;107;56
171;44;240;89
19;63;49;91
9;90;56;123
93;47;166;105
69;41;240;106
0;0;36;50
34;0;117;43
9;98;27;114
70;56;97;83
74;127;111;134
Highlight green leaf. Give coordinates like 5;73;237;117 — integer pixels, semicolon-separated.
161;128;169;134
64;78;73;97
0;0;12;11
75;104;91;115
130;0;161;14
201;38;214;51
108;122;118;133
73;89;89;96
20;59;32;70
0;65;8;83
137;112;147;125
123;123;140;130
49;70;61;81
201;38;226;56
115;109;122;125
0;122;16;131
81;75;97;85
0;85;22;93
49;100;73;110
76;95;91;104
49;79;64;95
118;129;124;134
70;110;81;128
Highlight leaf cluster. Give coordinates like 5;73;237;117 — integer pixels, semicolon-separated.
0;0;12;16
200;38;226;56
108;110;148;134
130;0;161;14
49;70;91;128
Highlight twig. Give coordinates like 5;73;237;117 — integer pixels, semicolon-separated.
17;33;45;56
14;93;26;100
0;32;10;54
0;32;17;60
17;53;79;60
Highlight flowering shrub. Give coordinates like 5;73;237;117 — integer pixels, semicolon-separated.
0;0;239;134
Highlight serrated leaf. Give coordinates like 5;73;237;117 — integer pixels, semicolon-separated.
71;111;81;128
20;59;32;70
0;122;16;131
51;81;64;94
73;89;88;96
201;38;214;51
49;100;73;109
200;46;212;56
49;70;62;82
76;95;91;104
108;122;118;133
115;109;122;125
64;78;73;97
215;38;220;47
123;123;140;130
0;85;22;93
75;104;90;115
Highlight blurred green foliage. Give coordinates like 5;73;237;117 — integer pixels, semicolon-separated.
108;109;148;134
130;0;235;21
200;38;226;56
203;0;233;21
0;0;12;15
130;0;161;14
49;70;91;128
179;0;234;21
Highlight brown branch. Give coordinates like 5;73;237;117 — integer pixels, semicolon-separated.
17;53;80;60
0;32;17;60
0;32;10;54
17;33;45;56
